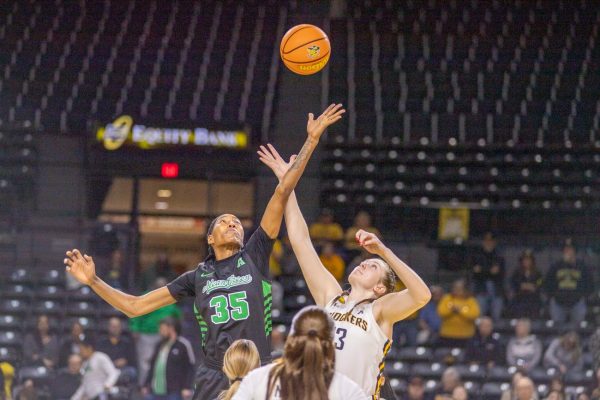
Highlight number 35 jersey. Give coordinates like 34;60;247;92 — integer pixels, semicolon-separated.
325;296;392;399
167;227;274;366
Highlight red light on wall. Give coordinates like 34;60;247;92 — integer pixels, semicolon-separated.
161;162;179;178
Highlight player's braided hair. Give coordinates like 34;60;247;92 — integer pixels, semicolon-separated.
332;258;397;313
204;215;221;262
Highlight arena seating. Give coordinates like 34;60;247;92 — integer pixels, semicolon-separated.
0;0;288;135
323;0;600;216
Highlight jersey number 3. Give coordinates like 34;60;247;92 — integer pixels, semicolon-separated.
334;327;347;350
209;291;250;324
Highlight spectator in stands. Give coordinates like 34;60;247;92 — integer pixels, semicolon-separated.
309;208;344;246
543;391;565;400
402;376;430;400
394;311;419;348
437;279;480;347
465;316;503;368
451;386;468;400
543;331;583;374
544;239;593;326
234;306;366;399
515;377;537;400
269;237;285;279
471;232;505;321
546;378;565;399
318;241;346;282
15;379;38;400
142;317;194;400
270;235;301;277
589;327;600;370
501;371;529;400
49;353;82;400
417;285;443;344
71;337;120;400
23;314;59;369
344;211;382;257
433;367;462;399
140;252;177;292
392;277;423;348
59;321;86;367
591;368;600;399
508;250;543;319
106;248;127;289
577;393;591;400
129;277;182;385
268;236;288;314
218;339;260;400
96;317;137;374
0;361;14;400
506;318;543;372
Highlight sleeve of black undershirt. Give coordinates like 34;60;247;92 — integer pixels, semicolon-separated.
244;226;275;277
167;269;196;301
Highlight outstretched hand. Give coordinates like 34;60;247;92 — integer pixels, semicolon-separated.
64;249;97;286
307;103;345;141
257;143;297;182
355;229;386;256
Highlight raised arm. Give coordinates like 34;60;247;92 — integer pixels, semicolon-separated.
257;144;342;306
64;249;176;318
259;104;345;239
353;231;431;326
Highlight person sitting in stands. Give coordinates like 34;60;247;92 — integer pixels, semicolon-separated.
437;279;480;347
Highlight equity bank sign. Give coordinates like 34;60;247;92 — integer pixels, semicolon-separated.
96;116;248;151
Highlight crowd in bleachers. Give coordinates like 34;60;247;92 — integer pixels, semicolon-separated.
0;209;598;399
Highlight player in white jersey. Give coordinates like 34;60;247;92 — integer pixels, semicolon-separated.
258;145;432;399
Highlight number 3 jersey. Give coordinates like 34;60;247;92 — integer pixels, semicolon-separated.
325;296;392;399
167;227;274;367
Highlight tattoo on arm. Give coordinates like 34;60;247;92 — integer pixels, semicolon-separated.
289;140;311;171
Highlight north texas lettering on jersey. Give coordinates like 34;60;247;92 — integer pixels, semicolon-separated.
202;274;253;295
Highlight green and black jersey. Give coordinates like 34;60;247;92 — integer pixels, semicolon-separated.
167;226;274;367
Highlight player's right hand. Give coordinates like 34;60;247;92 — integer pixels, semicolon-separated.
64;249;97;286
306;103;345;141
257;143;297;182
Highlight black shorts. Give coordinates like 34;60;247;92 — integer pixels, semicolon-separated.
192;362;229;400
379;375;397;400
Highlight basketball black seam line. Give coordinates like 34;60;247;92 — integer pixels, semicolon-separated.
282;25;312;52
283;51;330;64
283;37;328;55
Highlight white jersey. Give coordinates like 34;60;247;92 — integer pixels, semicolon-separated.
232;363;368;400
325;295;392;398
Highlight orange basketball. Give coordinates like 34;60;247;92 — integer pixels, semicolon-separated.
280;24;330;75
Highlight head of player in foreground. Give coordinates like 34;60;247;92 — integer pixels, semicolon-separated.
267;306;336;400
218;339;260;400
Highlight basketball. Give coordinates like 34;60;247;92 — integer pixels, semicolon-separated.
280;24;330;75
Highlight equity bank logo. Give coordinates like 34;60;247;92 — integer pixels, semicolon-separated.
96;116;248;151
102;115;132;150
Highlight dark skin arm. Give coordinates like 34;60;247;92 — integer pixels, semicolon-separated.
259;103;345;238
64;249;176;318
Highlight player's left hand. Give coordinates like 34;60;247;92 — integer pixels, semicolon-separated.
307;103;345;141
257;143;297;182
355;229;386;255
181;389;193;399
